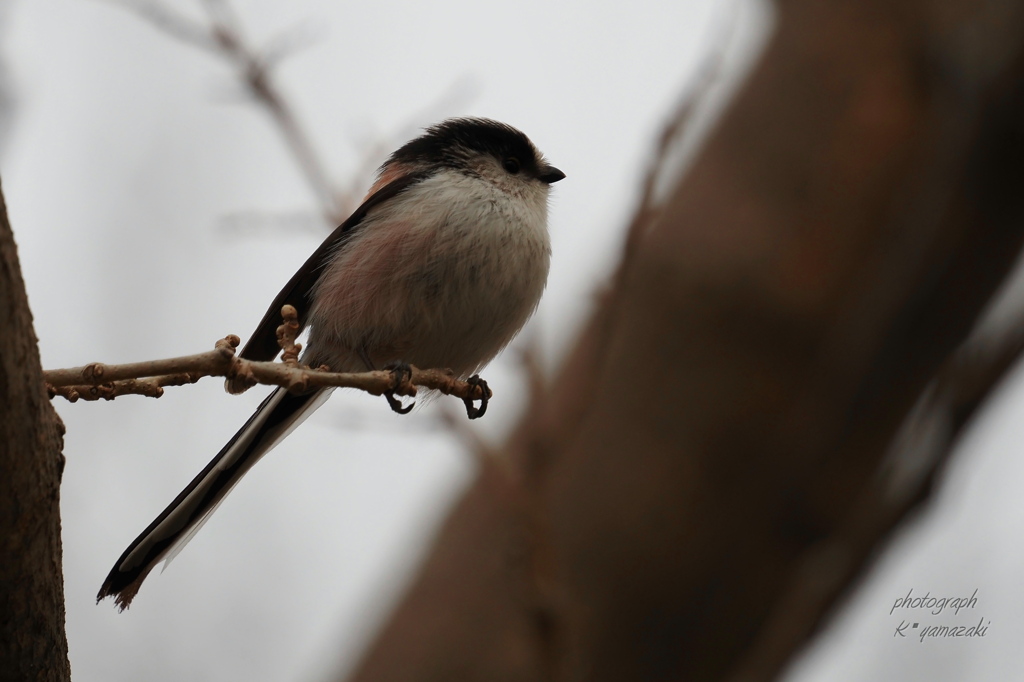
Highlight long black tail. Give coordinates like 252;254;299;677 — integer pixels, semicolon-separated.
97;386;331;610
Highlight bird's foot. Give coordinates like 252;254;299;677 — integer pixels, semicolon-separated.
463;374;490;420
384;362;415;415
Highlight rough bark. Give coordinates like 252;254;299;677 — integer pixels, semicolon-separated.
343;1;1024;681
0;178;71;682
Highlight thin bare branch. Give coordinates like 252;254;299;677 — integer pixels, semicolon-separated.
43;306;491;409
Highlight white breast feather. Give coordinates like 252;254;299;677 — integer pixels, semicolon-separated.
307;169;551;377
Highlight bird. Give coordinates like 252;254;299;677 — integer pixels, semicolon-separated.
97;117;564;610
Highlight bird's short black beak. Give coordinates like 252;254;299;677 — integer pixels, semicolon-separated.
539;165;566;184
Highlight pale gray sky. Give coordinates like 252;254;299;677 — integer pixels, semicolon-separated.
4;1;1024;680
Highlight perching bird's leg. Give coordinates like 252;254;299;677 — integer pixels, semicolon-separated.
384;362;415;415
463;374;490;419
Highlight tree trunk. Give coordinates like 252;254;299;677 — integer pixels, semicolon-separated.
342;1;1024;681
0;178;71;682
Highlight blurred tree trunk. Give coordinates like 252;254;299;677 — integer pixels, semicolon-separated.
0;179;70;682
343;2;1024;682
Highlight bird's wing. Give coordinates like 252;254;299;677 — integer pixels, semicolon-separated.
97;170;430;609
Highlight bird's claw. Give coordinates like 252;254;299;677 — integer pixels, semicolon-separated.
463;374;490;420
384;363;415;415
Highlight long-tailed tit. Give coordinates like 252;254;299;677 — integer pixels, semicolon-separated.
97;118;564;609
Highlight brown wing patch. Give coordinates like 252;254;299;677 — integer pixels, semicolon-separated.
366;162;416;199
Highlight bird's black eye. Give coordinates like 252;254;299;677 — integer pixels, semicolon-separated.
502;157;521;174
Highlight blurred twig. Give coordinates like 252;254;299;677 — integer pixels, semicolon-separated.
106;0;342;222
623;2;737;262
106;0;480;229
